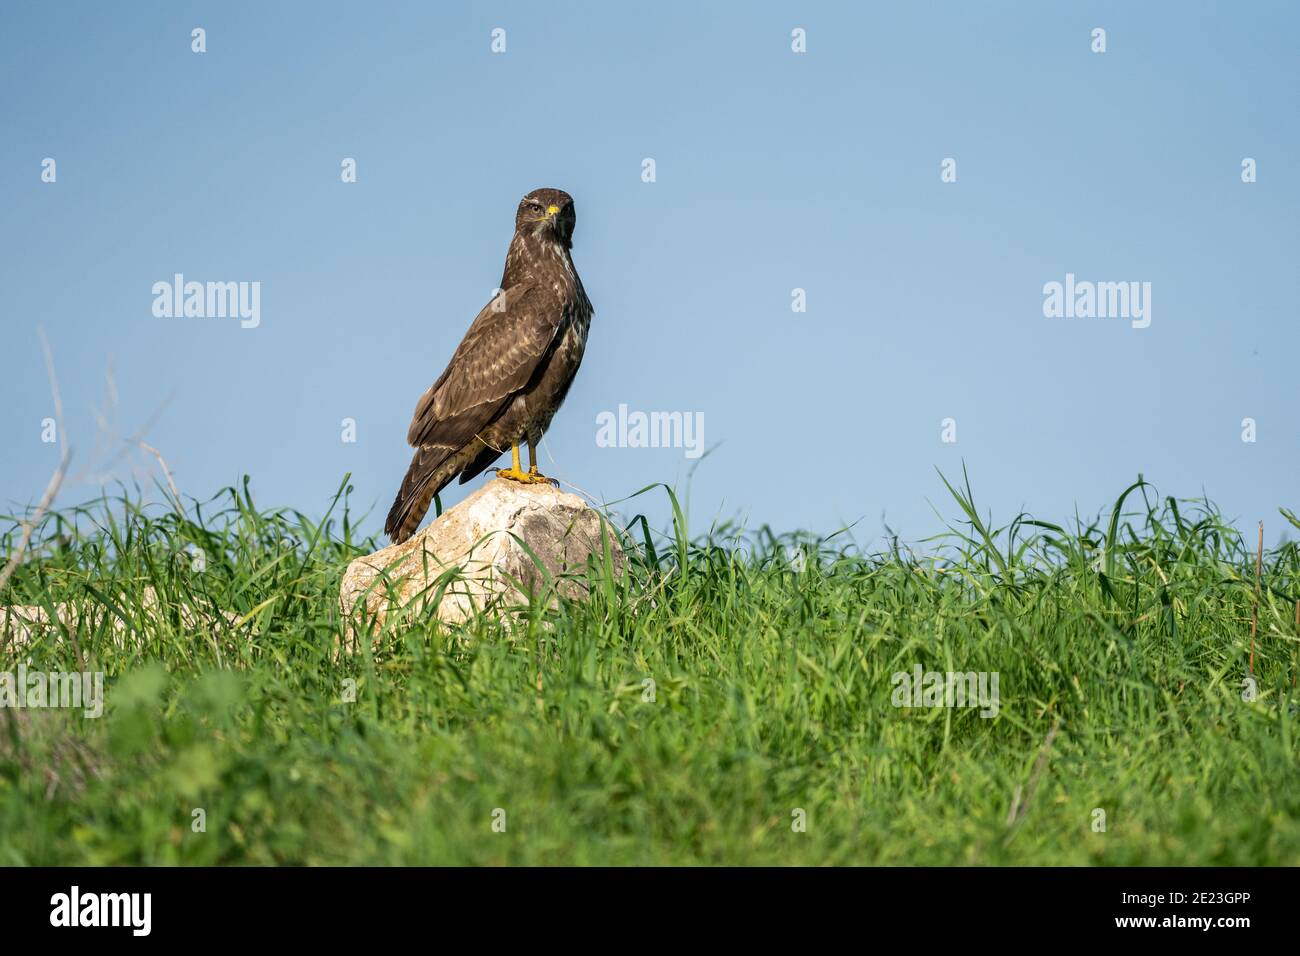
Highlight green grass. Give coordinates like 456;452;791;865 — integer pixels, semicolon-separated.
2;471;1299;865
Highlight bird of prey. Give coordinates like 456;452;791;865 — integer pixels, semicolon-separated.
384;188;594;543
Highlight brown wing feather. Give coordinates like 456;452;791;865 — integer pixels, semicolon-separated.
384;282;565;542
406;283;561;450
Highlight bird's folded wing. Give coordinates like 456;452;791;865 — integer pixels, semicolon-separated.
406;282;563;449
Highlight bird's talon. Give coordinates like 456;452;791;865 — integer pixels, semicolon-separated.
496;467;556;486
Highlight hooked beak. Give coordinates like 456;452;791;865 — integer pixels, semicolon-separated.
531;204;561;224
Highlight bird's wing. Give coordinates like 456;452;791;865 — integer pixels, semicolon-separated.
406;282;563;450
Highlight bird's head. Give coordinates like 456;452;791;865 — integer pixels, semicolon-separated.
515;188;576;249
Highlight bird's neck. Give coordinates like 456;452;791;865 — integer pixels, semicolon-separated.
501;233;575;290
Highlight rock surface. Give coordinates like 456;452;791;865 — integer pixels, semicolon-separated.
0;586;241;655
338;478;624;646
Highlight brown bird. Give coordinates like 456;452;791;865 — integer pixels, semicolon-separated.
384;188;594;543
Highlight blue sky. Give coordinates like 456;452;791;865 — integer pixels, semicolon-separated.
2;1;1297;546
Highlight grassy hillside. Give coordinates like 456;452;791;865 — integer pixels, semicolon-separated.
1;473;1298;865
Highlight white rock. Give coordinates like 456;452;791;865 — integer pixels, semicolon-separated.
338;478;624;649
0;586;240;655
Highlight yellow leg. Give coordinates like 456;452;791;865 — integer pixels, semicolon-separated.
496;443;556;485
527;440;557;485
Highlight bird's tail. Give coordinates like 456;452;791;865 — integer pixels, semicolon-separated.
385;446;460;543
